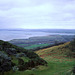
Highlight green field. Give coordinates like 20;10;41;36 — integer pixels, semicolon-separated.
24;43;50;50
9;35;74;49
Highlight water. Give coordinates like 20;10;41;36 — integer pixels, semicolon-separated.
0;29;75;41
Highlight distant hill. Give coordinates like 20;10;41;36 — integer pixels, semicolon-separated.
9;35;74;50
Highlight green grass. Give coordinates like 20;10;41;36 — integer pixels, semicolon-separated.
24;43;49;50
6;56;75;75
11;56;29;65
11;56;18;65
20;57;29;62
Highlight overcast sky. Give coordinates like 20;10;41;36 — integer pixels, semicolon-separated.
0;0;75;29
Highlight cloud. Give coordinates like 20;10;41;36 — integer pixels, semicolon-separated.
0;0;75;29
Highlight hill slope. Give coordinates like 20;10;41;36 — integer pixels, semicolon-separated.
36;42;75;58
0;40;47;75
35;42;75;75
0;40;75;75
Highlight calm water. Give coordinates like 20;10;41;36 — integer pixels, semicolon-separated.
0;29;75;41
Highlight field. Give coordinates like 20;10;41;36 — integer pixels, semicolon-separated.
5;42;75;75
24;43;50;50
9;35;74;51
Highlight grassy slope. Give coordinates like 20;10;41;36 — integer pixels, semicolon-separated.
35;42;75;75
36;42;70;55
6;42;75;75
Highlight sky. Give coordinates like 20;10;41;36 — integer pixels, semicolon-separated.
0;0;75;29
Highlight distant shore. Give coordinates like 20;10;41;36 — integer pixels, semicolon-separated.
0;29;75;41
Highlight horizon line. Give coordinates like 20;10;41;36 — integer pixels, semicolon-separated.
0;28;75;30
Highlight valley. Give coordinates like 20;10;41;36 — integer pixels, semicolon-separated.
0;39;75;75
0;29;75;75
9;35;74;51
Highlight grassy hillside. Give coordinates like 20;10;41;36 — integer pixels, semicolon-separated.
35;42;75;75
0;40;75;75
36;42;71;57
5;42;75;75
6;42;75;75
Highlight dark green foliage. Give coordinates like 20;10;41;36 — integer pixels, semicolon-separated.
69;39;75;74
18;58;24;65
0;51;12;74
23;50;39;59
72;66;75;74
0;40;47;72
5;48;17;55
18;57;47;71
69;38;75;52
15;53;26;58
30;74;35;75
0;40;26;53
18;65;26;71
69;38;75;58
29;58;47;66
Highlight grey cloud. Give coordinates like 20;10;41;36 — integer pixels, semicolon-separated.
0;0;75;29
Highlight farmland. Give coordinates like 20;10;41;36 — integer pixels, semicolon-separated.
9;35;74;51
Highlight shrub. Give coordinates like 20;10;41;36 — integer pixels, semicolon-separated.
73;66;75;73
69;38;75;52
15;53;26;58
24;51;39;59
0;51;12;75
18;58;24;65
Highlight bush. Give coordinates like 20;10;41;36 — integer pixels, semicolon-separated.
73;66;75;73
15;53;26;58
18;57;47;71
69;38;75;52
0;51;12;74
0;40;48;72
24;51;39;59
18;58;24;65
